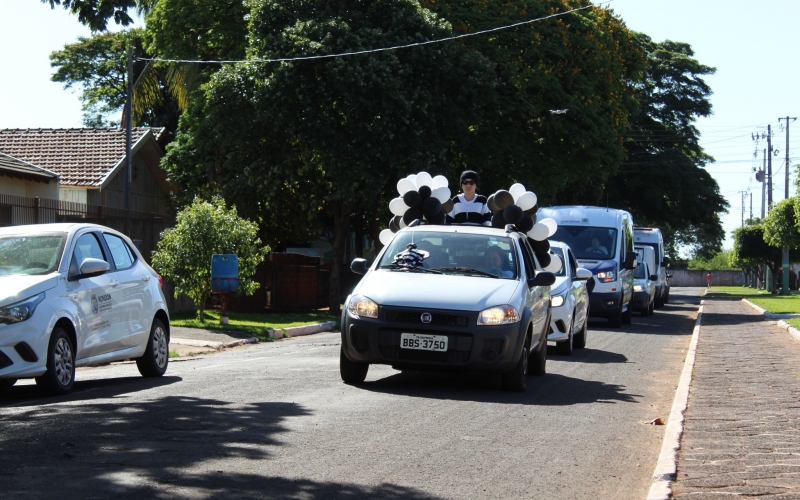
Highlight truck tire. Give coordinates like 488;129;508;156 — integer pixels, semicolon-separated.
340;348;369;384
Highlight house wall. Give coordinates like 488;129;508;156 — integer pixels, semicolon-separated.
59;187;87;204
101;152;170;214
0;176;58;199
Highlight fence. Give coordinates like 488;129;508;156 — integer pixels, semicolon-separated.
668;269;744;287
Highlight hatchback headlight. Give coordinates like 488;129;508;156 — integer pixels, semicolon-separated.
550;292;566;308
477;305;519;326
596;270;616;283
347;295;379;319
633;285;643;292
0;293;45;325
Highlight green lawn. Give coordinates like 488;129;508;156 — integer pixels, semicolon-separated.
705;286;800;314
170;310;338;341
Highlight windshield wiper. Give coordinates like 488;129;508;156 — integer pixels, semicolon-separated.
380;264;442;274
434;267;499;278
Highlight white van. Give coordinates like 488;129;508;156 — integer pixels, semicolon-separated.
634;227;671;306
537;206;638;327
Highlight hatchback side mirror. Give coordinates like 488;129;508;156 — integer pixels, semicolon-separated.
71;258;110;281
575;268;592;281
650;275;659;281
350;258;369;275
528;272;556;287
622;251;638;270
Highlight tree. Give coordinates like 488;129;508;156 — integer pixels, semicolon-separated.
606;33;727;259
50;29;181;134
161;0;497;312
151;197;269;320
731;224;780;292
764;197;800;249
41;0;146;32
419;0;646;201
687;250;733;270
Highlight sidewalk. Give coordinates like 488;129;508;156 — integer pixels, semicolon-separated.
672;297;800;498
169;326;259;356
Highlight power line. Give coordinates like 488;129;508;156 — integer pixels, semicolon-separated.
137;3;604;65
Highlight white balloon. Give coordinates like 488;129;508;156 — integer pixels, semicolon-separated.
544;254;563;273
516;191;537;211
397;178;416;195
432;175;449;189
379;229;395;246
528;223;549;241
509;183;526;201
540;218;558;237
431;186;451;203
415;171;433;188
389;197;408;216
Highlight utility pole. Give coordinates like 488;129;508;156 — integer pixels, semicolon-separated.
739;191;747;226
750;192;753;222
768;124;773;212
778;117;797;295
762;149;766;219
124;45;133;236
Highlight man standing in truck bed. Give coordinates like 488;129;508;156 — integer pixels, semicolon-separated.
447;170;492;225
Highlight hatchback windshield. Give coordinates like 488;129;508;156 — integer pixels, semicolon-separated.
0;233;66;275
549;248;567;277
551;226;617;261
378;231;518;279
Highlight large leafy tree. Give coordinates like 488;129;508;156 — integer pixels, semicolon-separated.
607;33;727;259
764;197;800;250
151;196;269;320
41;0;148;32
731;223;787;292
162;0;497;312
419;0;646;200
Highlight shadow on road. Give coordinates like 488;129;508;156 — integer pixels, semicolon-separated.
0;375;182;407
548;348;628;363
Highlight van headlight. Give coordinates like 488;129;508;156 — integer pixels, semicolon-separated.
347;295;379;319
634;285;643;292
477;305;519;326
0;293;45;325
596;270;616;283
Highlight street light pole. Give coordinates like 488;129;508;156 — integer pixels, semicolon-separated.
778;117;797;295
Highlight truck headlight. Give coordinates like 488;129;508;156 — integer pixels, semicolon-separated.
346;295;379;319
477;305;519;326
596;270;616;283
0;293;45;325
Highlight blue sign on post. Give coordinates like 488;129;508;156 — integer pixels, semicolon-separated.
211;254;239;293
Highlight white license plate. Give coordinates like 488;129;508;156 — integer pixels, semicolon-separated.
400;333;448;352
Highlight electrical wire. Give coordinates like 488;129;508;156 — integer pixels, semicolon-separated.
137;3;607;64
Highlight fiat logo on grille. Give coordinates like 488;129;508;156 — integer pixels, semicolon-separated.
420;312;432;324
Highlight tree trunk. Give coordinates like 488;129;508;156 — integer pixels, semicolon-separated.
328;203;352;314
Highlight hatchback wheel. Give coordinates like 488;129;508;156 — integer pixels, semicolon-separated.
35;328;75;395
556;317;574;355
340;348;369;384
502;344;528;392
574;320;588;349
137;319;169;377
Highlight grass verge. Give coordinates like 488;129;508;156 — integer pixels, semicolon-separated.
705;286;800;314
703;286;771;298
170;310;337;341
168;349;180;358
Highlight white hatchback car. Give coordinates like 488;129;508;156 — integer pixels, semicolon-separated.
0;223;170;395
547;241;591;355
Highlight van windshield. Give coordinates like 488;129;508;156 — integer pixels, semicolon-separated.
551;226;618;261
378;231;517;279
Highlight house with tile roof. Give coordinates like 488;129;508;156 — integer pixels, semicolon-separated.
0;151;60;199
0;128;174;214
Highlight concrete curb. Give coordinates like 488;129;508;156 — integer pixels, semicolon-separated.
742;298;800;344
267;321;337;339
170;336;259;349
647;302;703;500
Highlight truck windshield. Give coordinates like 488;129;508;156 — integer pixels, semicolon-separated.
378;231;518;279
0;233;66;276
551;226;618;261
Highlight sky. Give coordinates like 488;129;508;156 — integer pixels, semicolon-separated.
0;0;797;252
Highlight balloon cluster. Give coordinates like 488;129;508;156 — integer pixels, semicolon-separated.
487;183;562;273
379;171;451;246
392;243;428;268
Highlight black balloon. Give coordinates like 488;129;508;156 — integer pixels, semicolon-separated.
517;214;534;233
421;197;442;218
427;210;446;225
524;205;538;217
491;211;506;228
487;193;500;212
503;205;523;225
529;237;550;253
418;185;432;200
403;190;421;208
494;190;514;210
389;216;400;232
537;251;551;269
441;199;454;214
403;207;423;226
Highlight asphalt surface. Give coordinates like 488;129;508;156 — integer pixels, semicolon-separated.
0;288;702;499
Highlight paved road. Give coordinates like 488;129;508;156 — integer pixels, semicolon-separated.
0;288;702;499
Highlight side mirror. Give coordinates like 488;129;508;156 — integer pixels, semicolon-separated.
662;257;671;267
622;251;638;270
528;272;556;287
667;274;673;279
350;258;369;275
77;258;110;279
650;275;659;281
575;268;592;281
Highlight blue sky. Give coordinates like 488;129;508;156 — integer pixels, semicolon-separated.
1;0;797;251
